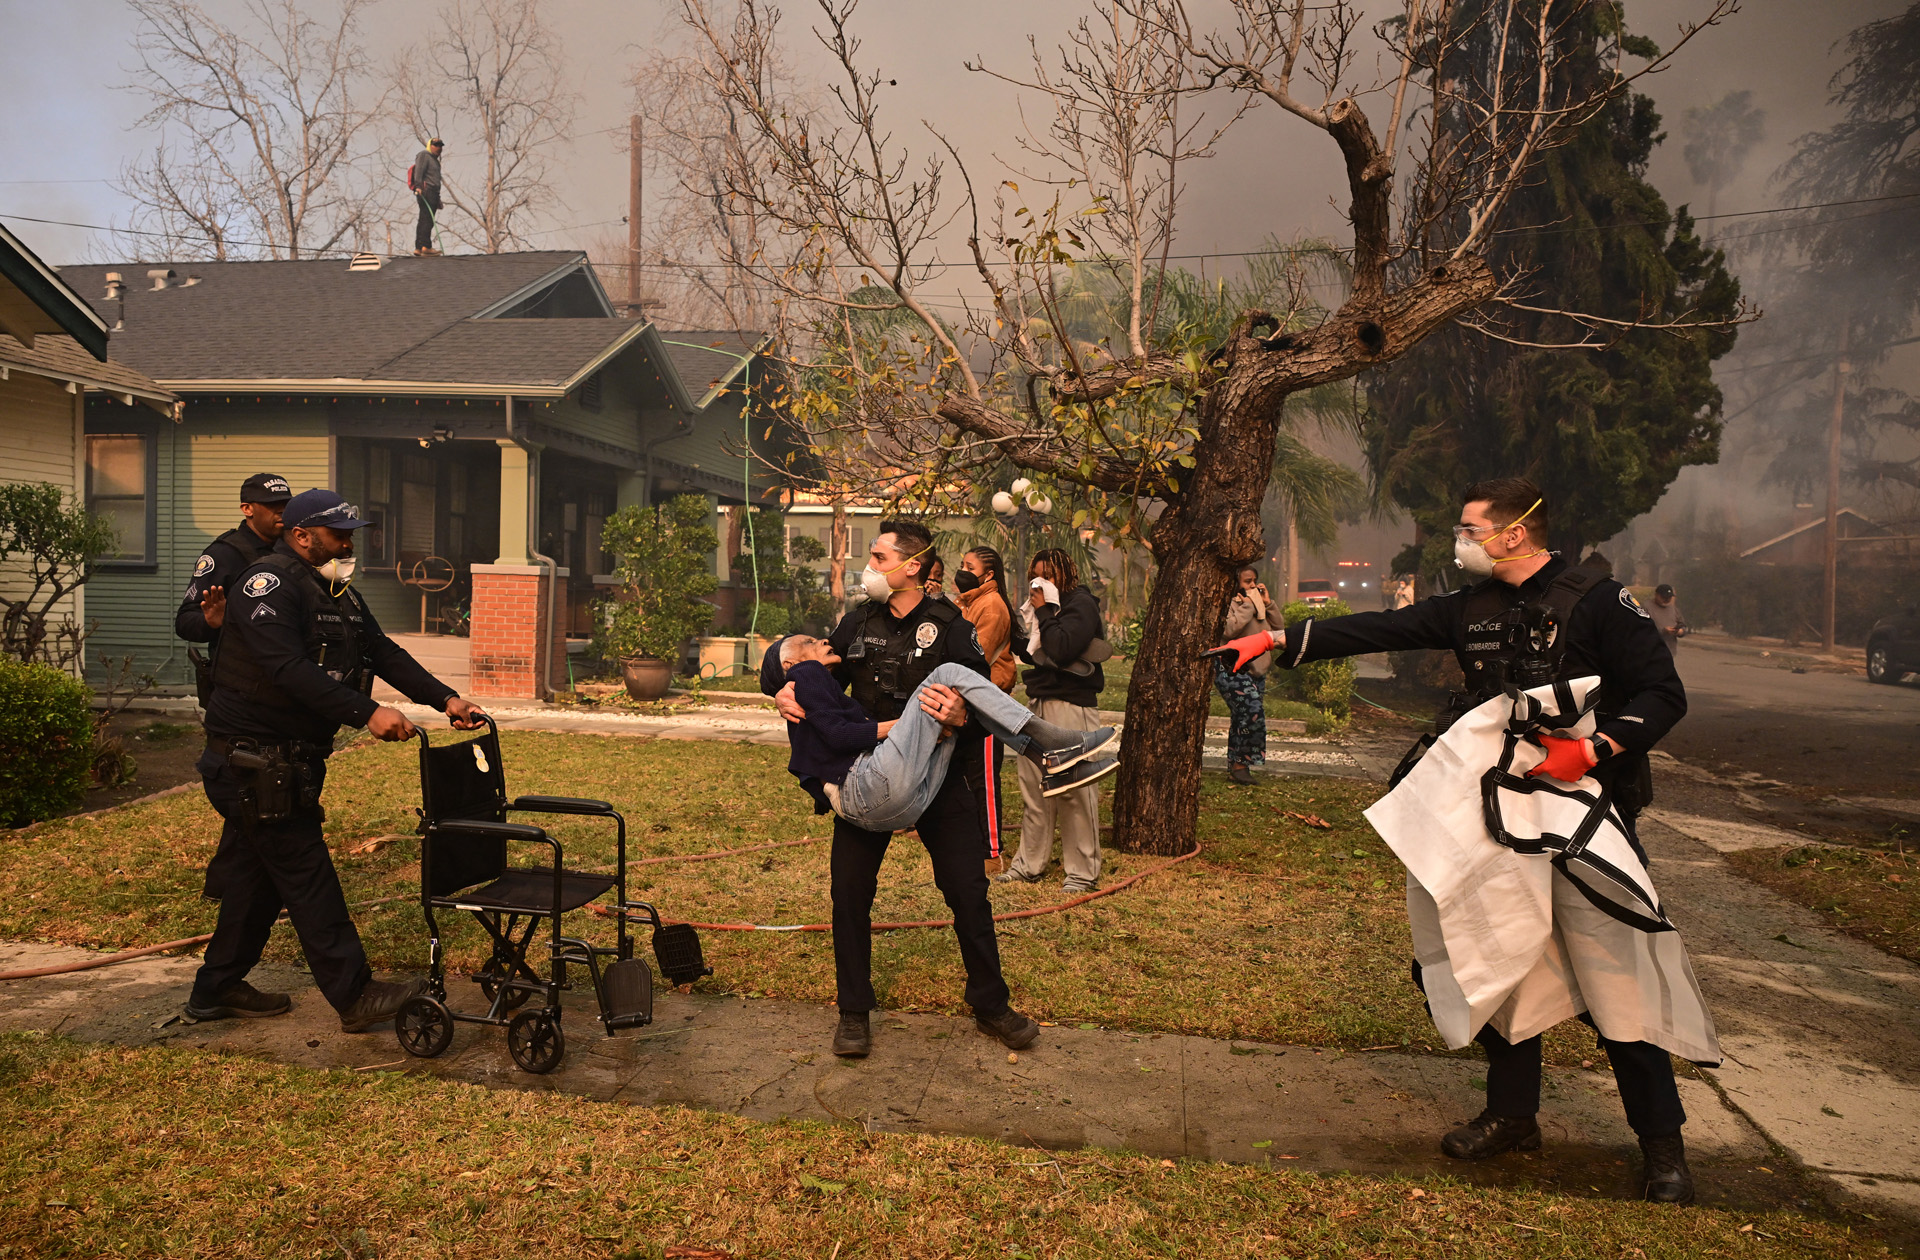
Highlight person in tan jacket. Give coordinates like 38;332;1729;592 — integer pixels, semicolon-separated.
956;546;1017;854
1216;566;1284;785
955;547;1016;692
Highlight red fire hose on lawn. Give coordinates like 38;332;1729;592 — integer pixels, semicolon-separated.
0;836;1203;981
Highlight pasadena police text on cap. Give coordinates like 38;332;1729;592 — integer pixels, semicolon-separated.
282;489;371;531
240;473;292;503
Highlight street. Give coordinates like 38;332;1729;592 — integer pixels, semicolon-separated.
1663;637;1920;799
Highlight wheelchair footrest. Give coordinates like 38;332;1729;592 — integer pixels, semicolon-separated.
601;958;654;1030
653;923;712;988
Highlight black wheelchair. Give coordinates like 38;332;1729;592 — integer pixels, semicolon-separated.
393;716;710;1073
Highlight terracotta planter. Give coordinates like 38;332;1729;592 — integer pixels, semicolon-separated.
620;656;674;700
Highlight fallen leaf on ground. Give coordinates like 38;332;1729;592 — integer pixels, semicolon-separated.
347;834;405;855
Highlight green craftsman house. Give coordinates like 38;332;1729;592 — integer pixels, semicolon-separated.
57;251;783;698
1;222;175;670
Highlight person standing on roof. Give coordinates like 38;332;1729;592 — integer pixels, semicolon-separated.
410;138;444;256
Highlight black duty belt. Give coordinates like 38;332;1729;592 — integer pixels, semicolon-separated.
208;735;332;761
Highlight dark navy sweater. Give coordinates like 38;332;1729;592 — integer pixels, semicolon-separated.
781;660;882;813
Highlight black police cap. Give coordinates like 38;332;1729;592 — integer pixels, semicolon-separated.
241;473;293;504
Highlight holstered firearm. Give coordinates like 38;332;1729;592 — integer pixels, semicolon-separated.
225;743;293;825
188;646;215;708
222;741;328;826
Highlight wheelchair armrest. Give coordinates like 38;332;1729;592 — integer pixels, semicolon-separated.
427;819;551;844
509;795;616;817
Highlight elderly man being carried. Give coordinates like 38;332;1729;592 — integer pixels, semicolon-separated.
764;634;1118;834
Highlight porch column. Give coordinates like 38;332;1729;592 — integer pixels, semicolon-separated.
470;437;553;699
494;438;530;565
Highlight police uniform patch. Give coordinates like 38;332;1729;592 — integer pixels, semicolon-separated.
1619;589;1650;618
243;572;281;598
915;621;940;649
250;603;277;620
193;554;215;578
969;624;982;654
185;583;199;601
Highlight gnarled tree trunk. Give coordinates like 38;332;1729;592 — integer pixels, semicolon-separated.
1110;261;1500;857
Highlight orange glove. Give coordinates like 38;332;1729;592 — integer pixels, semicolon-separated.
1527;734;1598;783
1200;630;1280;673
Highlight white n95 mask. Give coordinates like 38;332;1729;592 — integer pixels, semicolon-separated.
318;556;357;584
1454;536;1496;578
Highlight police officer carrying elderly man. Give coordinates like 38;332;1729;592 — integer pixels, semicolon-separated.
1210;477;1713;1205
183;489;488;1032
769;519;1041;1059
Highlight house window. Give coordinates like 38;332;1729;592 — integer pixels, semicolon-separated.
362;445;393;563
85;433;155;564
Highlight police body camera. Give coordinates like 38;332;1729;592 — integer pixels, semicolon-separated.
1506;602;1563;690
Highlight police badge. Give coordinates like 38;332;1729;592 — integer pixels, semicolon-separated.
193;554;215;578
915;621;940;649
243;572;281;597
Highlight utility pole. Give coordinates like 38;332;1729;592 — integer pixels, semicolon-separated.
1823;320;1850;655
627;113;643;318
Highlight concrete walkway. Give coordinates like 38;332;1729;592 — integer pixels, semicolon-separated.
0;940;1769;1209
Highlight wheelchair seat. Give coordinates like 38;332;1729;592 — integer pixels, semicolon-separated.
449;867;617;915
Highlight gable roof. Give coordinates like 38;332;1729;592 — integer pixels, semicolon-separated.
654;329;772;407
0;332;174;413
56;252;600;384
1739;509;1887;559
1;221;109;360
371;318;648;391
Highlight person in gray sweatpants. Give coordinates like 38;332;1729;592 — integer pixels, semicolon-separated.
770;636;1118;834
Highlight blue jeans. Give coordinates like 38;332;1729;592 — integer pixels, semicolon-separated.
837;663;1037;833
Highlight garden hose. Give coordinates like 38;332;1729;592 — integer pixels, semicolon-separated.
658;339;759;639
1;838;1202;980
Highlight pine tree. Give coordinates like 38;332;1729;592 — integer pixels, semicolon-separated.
1364;5;1742;567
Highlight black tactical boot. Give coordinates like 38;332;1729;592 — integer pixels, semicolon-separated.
975;1007;1040;1050
338;977;427;1033
184;980;292;1021
832;1011;872;1058
1440;1110;1542;1160
1639;1132;1696;1204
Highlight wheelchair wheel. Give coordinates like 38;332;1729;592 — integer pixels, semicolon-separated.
478;957;532;1012
395;995;454;1058
507;1010;565;1074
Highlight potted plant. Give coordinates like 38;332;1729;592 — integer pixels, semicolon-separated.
593;495;720;699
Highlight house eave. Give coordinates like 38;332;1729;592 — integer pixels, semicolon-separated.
159;378;572;399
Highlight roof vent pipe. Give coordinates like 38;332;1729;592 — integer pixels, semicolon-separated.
103;273;124;301
146;268;175;291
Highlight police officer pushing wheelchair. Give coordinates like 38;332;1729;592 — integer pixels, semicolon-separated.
185;489;488;1032
1209;477;1701;1204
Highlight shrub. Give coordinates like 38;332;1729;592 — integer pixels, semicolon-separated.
0;657;92;825
741;600;794;638
593;495;721;661
1275;599;1357;721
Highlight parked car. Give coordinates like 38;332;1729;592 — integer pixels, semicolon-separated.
1296;578;1337;607
1866;602;1920;684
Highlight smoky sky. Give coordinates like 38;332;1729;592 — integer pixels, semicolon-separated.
0;0;1903;270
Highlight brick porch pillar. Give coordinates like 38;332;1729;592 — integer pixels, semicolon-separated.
468;563;569;700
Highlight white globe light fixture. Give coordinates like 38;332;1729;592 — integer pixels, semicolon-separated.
1025;493;1052;515
1009;477;1032;495
990;490;1017;516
